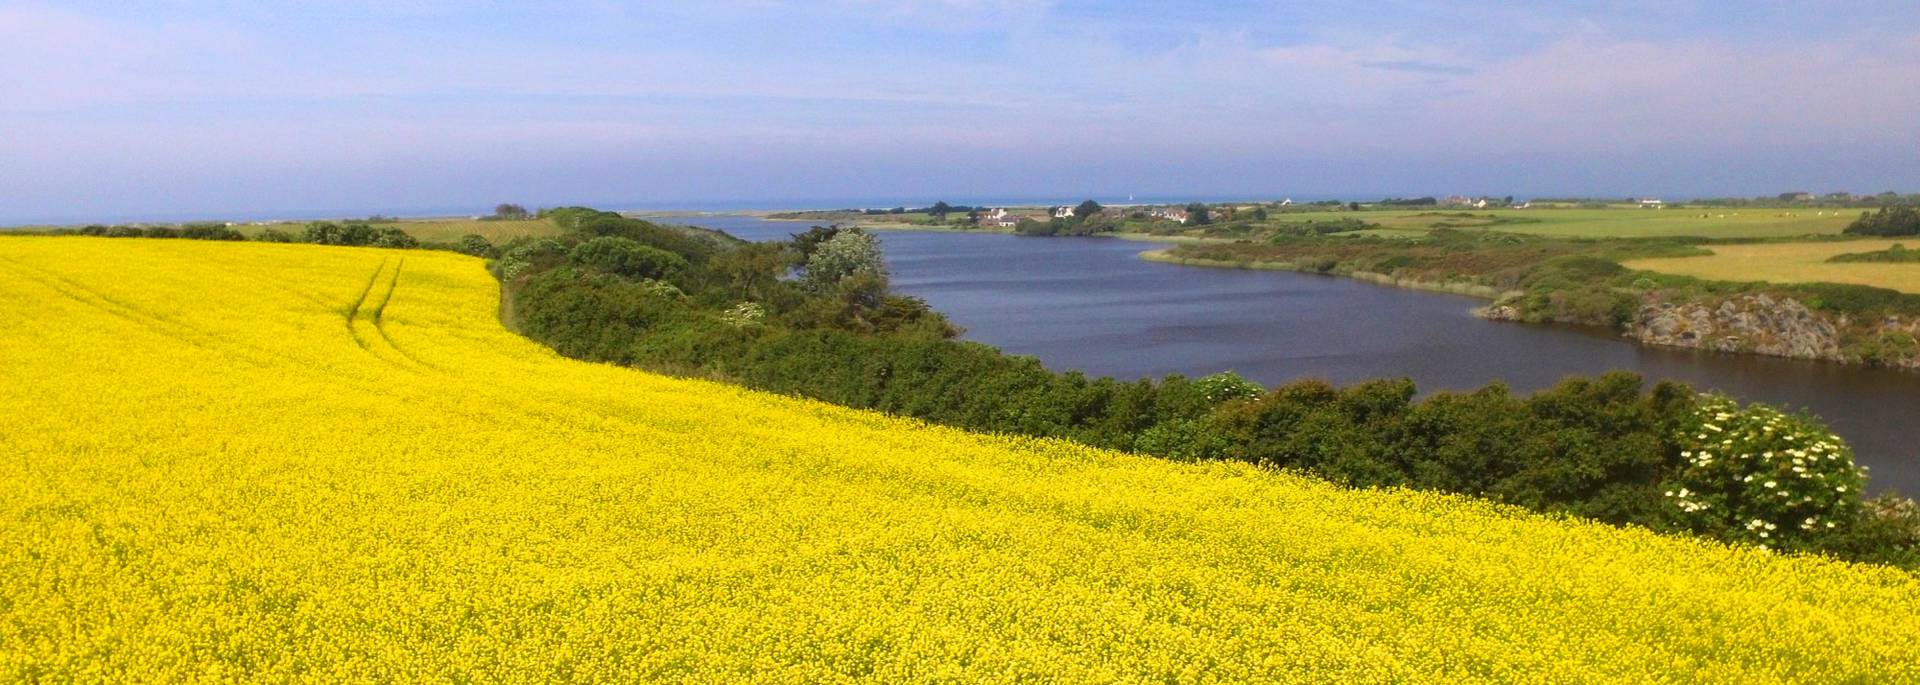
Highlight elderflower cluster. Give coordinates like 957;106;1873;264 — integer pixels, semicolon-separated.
1664;394;1867;552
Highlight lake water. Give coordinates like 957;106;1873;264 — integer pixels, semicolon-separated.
657;214;1920;494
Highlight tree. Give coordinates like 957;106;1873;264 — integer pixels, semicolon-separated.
1074;200;1104;220
1185;203;1212;226
929;201;954;221
494;203;531;220
1348;202;1361;211
801;228;886;294
790;225;844;258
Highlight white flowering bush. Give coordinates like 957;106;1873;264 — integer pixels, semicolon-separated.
640;279;685;300
1665;394;1866;552
1195;371;1263;404
719;301;765;328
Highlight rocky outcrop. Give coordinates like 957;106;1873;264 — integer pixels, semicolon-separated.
1631;294;1842;361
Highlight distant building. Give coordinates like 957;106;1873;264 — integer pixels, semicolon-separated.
1278;198;1295;206
1639;199;1665;209
1052;206;1076;219
1151;207;1190;224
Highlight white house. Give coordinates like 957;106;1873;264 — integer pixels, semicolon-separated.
1052;206;1076;219
1151;207;1190;224
1639;199;1665;209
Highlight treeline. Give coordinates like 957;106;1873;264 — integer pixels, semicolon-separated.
68;222;248;241
48;220;499;258
1844;206;1920;237
497;208;1919;568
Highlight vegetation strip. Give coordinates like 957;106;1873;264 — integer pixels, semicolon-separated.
480;208;1920;568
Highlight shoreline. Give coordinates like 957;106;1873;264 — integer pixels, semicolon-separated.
1135;247;1920;373
1135;248;1511;300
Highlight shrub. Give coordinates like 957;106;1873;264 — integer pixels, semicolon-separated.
372;227;419;249
1662;394;1867;552
456;234;496;258
303;221;380;246
1194;371;1263;404
719;302;766;329
180;223;246;241
569;236;688;281
801;229;885;293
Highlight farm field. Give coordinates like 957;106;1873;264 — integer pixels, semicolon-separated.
1258;207;1858;239
372;217;560;242
1625;239;1920;294
230;217;559;243
4;237;1920;681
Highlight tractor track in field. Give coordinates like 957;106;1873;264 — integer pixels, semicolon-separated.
343;257;435;372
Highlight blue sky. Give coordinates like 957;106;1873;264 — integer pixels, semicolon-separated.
4;1;1920;221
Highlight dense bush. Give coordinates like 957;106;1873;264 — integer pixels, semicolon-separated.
456;234;496;258
1663;395;1867;552
569;236;688;281
372;227;418;249
1844;206;1920;236
180;223;247;241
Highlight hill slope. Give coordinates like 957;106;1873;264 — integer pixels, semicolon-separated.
2;237;1917;681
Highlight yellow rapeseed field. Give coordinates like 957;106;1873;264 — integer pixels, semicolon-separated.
3;237;1918;682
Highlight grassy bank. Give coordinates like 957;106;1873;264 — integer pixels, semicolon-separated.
1139;248;1510;299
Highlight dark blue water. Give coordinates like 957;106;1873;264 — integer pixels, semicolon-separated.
657;214;1920;494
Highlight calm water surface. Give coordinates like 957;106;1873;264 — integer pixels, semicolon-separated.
661;214;1920;493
